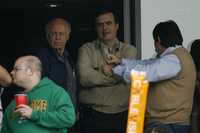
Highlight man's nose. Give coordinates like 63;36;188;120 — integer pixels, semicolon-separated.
55;33;61;39
10;70;14;75
103;24;108;30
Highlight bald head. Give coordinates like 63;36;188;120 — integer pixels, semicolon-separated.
11;55;42;90
19;56;42;72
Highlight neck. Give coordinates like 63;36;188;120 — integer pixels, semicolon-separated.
56;48;64;56
160;47;167;54
24;78;40;92
102;39;116;48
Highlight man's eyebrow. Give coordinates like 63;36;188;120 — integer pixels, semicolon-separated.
97;20;112;24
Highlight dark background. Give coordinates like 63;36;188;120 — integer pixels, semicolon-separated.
0;0;124;109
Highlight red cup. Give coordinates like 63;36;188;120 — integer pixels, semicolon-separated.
15;94;28;107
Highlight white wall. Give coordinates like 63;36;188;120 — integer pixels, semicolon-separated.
141;0;200;59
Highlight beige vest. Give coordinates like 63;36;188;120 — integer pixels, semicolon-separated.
146;47;196;125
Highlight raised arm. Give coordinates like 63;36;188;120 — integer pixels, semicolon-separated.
114;54;181;82
0;65;12;87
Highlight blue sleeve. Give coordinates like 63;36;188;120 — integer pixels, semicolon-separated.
113;54;181;82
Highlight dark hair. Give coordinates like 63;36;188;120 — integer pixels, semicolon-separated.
190;39;200;71
95;7;119;24
153;20;183;48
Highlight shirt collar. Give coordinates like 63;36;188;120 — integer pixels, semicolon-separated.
96;39;121;52
160;45;182;57
52;48;68;58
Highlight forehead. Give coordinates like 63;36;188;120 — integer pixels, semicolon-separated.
14;59;26;67
50;23;67;31
96;12;115;23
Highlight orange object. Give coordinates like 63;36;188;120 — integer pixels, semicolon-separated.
126;70;149;133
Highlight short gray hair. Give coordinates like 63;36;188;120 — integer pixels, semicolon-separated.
45;18;71;38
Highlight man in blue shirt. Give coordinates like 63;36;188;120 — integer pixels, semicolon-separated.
113;20;196;133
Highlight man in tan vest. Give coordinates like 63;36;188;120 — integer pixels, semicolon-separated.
113;20;196;133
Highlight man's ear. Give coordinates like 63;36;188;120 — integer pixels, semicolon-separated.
116;23;119;31
157;36;161;43
157;36;164;48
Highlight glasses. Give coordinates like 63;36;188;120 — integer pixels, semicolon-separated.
48;32;65;37
13;66;28;72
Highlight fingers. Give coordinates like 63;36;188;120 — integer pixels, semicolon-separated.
14;105;32;118
14;107;26;117
106;55;121;65
14;105;27;113
16;104;27;108
102;64;113;77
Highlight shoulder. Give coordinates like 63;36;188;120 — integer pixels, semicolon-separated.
37;47;50;54
36;48;56;62
161;54;180;64
79;41;99;54
120;42;137;58
79;41;97;50
42;78;67;94
121;42;137;51
4;101;15;114
171;47;191;59
36;48;51;58
173;47;188;54
51;83;71;99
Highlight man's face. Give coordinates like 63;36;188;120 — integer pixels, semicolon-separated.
47;21;70;51
96;12;119;43
11;59;29;87
154;38;165;56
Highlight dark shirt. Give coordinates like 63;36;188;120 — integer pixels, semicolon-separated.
190;72;200;133
36;47;77;108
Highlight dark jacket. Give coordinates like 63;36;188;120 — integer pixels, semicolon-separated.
36;47;77;108
190;72;200;133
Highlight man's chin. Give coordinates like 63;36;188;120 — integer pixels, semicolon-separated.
52;46;64;50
